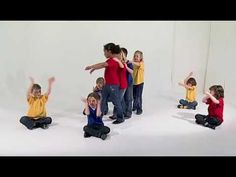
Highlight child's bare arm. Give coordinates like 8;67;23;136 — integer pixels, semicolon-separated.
178;82;192;89
81;97;90;115
205;91;220;104
184;72;193;85
96;99;102;117
27;77;34;99
45;77;55;96
113;58;124;68
125;63;133;74
202;95;210;103
85;62;108;74
131;61;141;67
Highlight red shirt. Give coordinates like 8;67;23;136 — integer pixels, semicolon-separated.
206;97;224;122
104;58;120;85
118;67;128;89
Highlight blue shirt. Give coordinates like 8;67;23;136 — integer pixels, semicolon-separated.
87;106;104;126
126;61;133;86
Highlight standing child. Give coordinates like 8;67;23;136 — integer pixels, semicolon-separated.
131;50;144;115
82;92;110;140
93;77;109;115
122;48;133;119
109;50;128;120
178;72;198;110
20;77;55;130
85;43;125;124
195;85;224;130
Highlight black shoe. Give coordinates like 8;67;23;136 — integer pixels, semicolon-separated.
132;108;137;112
136;109;143;115
124;114;132;119
112;119;125;124
195;120;201;124
84;132;91;138
100;134;107;140
109;115;117;120
205;123;216;130
41;124;49;129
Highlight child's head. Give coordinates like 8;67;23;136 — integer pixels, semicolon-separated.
186;78;197;87
104;43;121;58
31;84;41;98
96;77;105;90
121;48;128;58
133;50;143;62
209;85;224;99
87;92;100;109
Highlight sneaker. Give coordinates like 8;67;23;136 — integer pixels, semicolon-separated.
41;124;49;129
177;105;187;109
124;114;132;119
100;134;107;140
84;132;91;138
136;109;143;115
109;115;117;120
132;108;137;112
205;123;216;130
112;119;125;124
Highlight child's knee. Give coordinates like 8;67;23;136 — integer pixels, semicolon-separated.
45;117;52;124
20;116;28;124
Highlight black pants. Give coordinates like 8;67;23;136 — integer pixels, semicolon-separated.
133;83;144;111
20;116;52;130
83;124;110;138
195;114;222;127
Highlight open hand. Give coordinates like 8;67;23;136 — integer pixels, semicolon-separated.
29;77;34;83
90;68;95;74
85;66;92;70
48;77;55;83
81;97;87;103
189;72;193;77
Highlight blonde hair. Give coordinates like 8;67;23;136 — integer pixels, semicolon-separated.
134;50;143;61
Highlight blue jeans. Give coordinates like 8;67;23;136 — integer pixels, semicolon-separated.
101;84;124;120
124;84;133;116
20;116;52;129
113;88;126;117
133;83;144;111
179;99;198;109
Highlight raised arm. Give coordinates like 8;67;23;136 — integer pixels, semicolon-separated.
45;77;55;97
205;91;220;104
184;72;193;85
96;99;102;117
178;82;193;90
202;94;210;103
27;77;34;99
81;97;90;115
85;62;108;74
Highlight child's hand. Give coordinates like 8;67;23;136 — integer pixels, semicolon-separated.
205;91;211;96
29;77;34;83
85;66;92;70
178;82;183;86
90;68;95;74
189;72;193;77
48;77;55;83
81;97;87;104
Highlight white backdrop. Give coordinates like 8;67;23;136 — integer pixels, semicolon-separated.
0;21;235;113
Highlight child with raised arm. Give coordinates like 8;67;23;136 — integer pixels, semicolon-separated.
178;72;198;110
85;43;125;124
82;92;110;140
20;77;55;130
195;85;224;130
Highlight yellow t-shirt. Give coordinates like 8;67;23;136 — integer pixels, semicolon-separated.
27;94;48;119
186;86;196;102
133;61;144;85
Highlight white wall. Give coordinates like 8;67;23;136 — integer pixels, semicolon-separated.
0;21;235;112
205;22;236;107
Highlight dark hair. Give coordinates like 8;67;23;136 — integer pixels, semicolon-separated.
186;78;197;86
31;84;41;91
87;92;100;101
104;43;121;54
121;48;128;57
96;77;104;84
209;85;224;99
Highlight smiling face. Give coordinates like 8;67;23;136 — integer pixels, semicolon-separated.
32;88;41;98
133;52;142;62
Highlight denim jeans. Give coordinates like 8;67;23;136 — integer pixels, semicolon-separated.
133;83;144;111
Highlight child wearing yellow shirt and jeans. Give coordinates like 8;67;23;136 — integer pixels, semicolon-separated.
178;72;198;110
20;77;55;130
131;50;144;115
